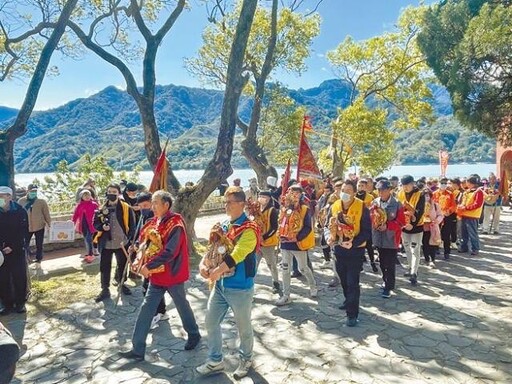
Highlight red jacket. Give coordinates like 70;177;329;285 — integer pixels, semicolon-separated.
140;211;190;287
72;200;99;234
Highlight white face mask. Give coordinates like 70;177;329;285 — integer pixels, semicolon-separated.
0;198;5;207
440;184;447;190
340;192;351;202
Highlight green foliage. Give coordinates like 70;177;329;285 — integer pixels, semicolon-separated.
418;0;512;144
333;98;395;176
326;5;435;174
39;153;139;204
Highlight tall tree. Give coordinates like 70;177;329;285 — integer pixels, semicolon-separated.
187;0;320;186
325;6;434;176
418;0;512;144
0;0;79;188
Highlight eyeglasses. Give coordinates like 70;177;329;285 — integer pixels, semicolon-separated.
224;200;244;205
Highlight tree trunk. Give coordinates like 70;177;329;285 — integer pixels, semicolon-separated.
174;0;258;248
0;135;15;189
0;0;78;191
241;137;277;187
330;134;343;177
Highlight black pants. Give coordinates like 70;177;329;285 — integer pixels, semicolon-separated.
142;278;166;316
441;213;456;255
0;249;28;308
320;233;331;262
364;238;376;263
26;228;45;261
422;231;438;263
100;248;127;290
377;248;397;290
334;250;364;319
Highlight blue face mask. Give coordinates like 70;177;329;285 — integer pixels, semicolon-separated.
0;198;6;207
28;191;37;199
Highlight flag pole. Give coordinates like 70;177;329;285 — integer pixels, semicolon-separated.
296;116;306;180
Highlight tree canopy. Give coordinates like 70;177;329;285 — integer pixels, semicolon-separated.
418;0;512;144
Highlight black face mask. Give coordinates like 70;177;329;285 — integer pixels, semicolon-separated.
106;194;118;202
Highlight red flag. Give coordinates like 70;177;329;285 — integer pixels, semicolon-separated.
281;159;291;197
149;142;169;193
297;116;321;180
303;115;314;132
439;149;449;177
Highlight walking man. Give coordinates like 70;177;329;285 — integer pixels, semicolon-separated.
18;184;51;264
197;186;260;379
458;175;484;256
120;190;200;361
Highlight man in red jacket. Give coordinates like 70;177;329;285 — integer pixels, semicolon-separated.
119;190;200;361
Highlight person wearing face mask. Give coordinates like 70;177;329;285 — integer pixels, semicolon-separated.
356;179;378;273
93;183;136;302
371;180;406;298
396;175;426;286
0;186;29;315
433;177;457;260
325;179;371;326
256;191;281;294
18;184;51;264
72;190;99;263
122;182;141;221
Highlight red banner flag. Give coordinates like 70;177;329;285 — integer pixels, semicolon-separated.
149;143;169;193
297;116;322;180
281;159;291;197
439;149;449;177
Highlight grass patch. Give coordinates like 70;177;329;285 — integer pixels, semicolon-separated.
29;268;100;314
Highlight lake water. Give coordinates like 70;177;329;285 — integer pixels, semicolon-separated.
15;163;498;188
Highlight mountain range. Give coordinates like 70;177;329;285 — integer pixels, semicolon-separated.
0;79;496;173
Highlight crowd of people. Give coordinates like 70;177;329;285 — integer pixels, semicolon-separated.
0;170;507;380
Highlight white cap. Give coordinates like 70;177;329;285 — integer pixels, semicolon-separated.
267;176;277;188
0;186;13;196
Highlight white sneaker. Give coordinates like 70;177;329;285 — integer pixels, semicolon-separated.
150;314;161;330
275;295;291;306
196;359;225;375
233;359;253;380
431;262;436;269
310;287;318;298
159;313;169;321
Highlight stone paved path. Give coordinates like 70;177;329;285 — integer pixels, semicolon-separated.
4;211;512;383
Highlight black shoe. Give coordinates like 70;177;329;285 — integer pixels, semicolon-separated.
95;289;111;302
328;277;340;287
16;304;27;313
346;317;358;327
470;251;479;256
291;271;302;278
444;253;450;260
272;281;281;294
184;334;201;351
371;263;379;273
381;289;391;298
0;305;9;316
119;350;144;361
403;272;411;277
112;279;120;287
121;285;132;295
457;248;468;253
338;303;347;310
409;273;417;286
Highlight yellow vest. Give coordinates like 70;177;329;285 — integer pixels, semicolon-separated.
461;189;484;219
330;197;366;247
396;189;424;226
261;207;278;247
297;204;315;251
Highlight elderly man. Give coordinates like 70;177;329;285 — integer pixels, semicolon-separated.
197;186;260;379
0;186;29;315
120;190;200;361
18;184;51;264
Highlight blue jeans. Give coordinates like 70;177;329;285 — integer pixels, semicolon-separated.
132;283;199;356
460;218;480;252
82;223;94;255
205;284;254;362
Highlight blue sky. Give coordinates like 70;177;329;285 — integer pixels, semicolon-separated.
1;0;436;110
